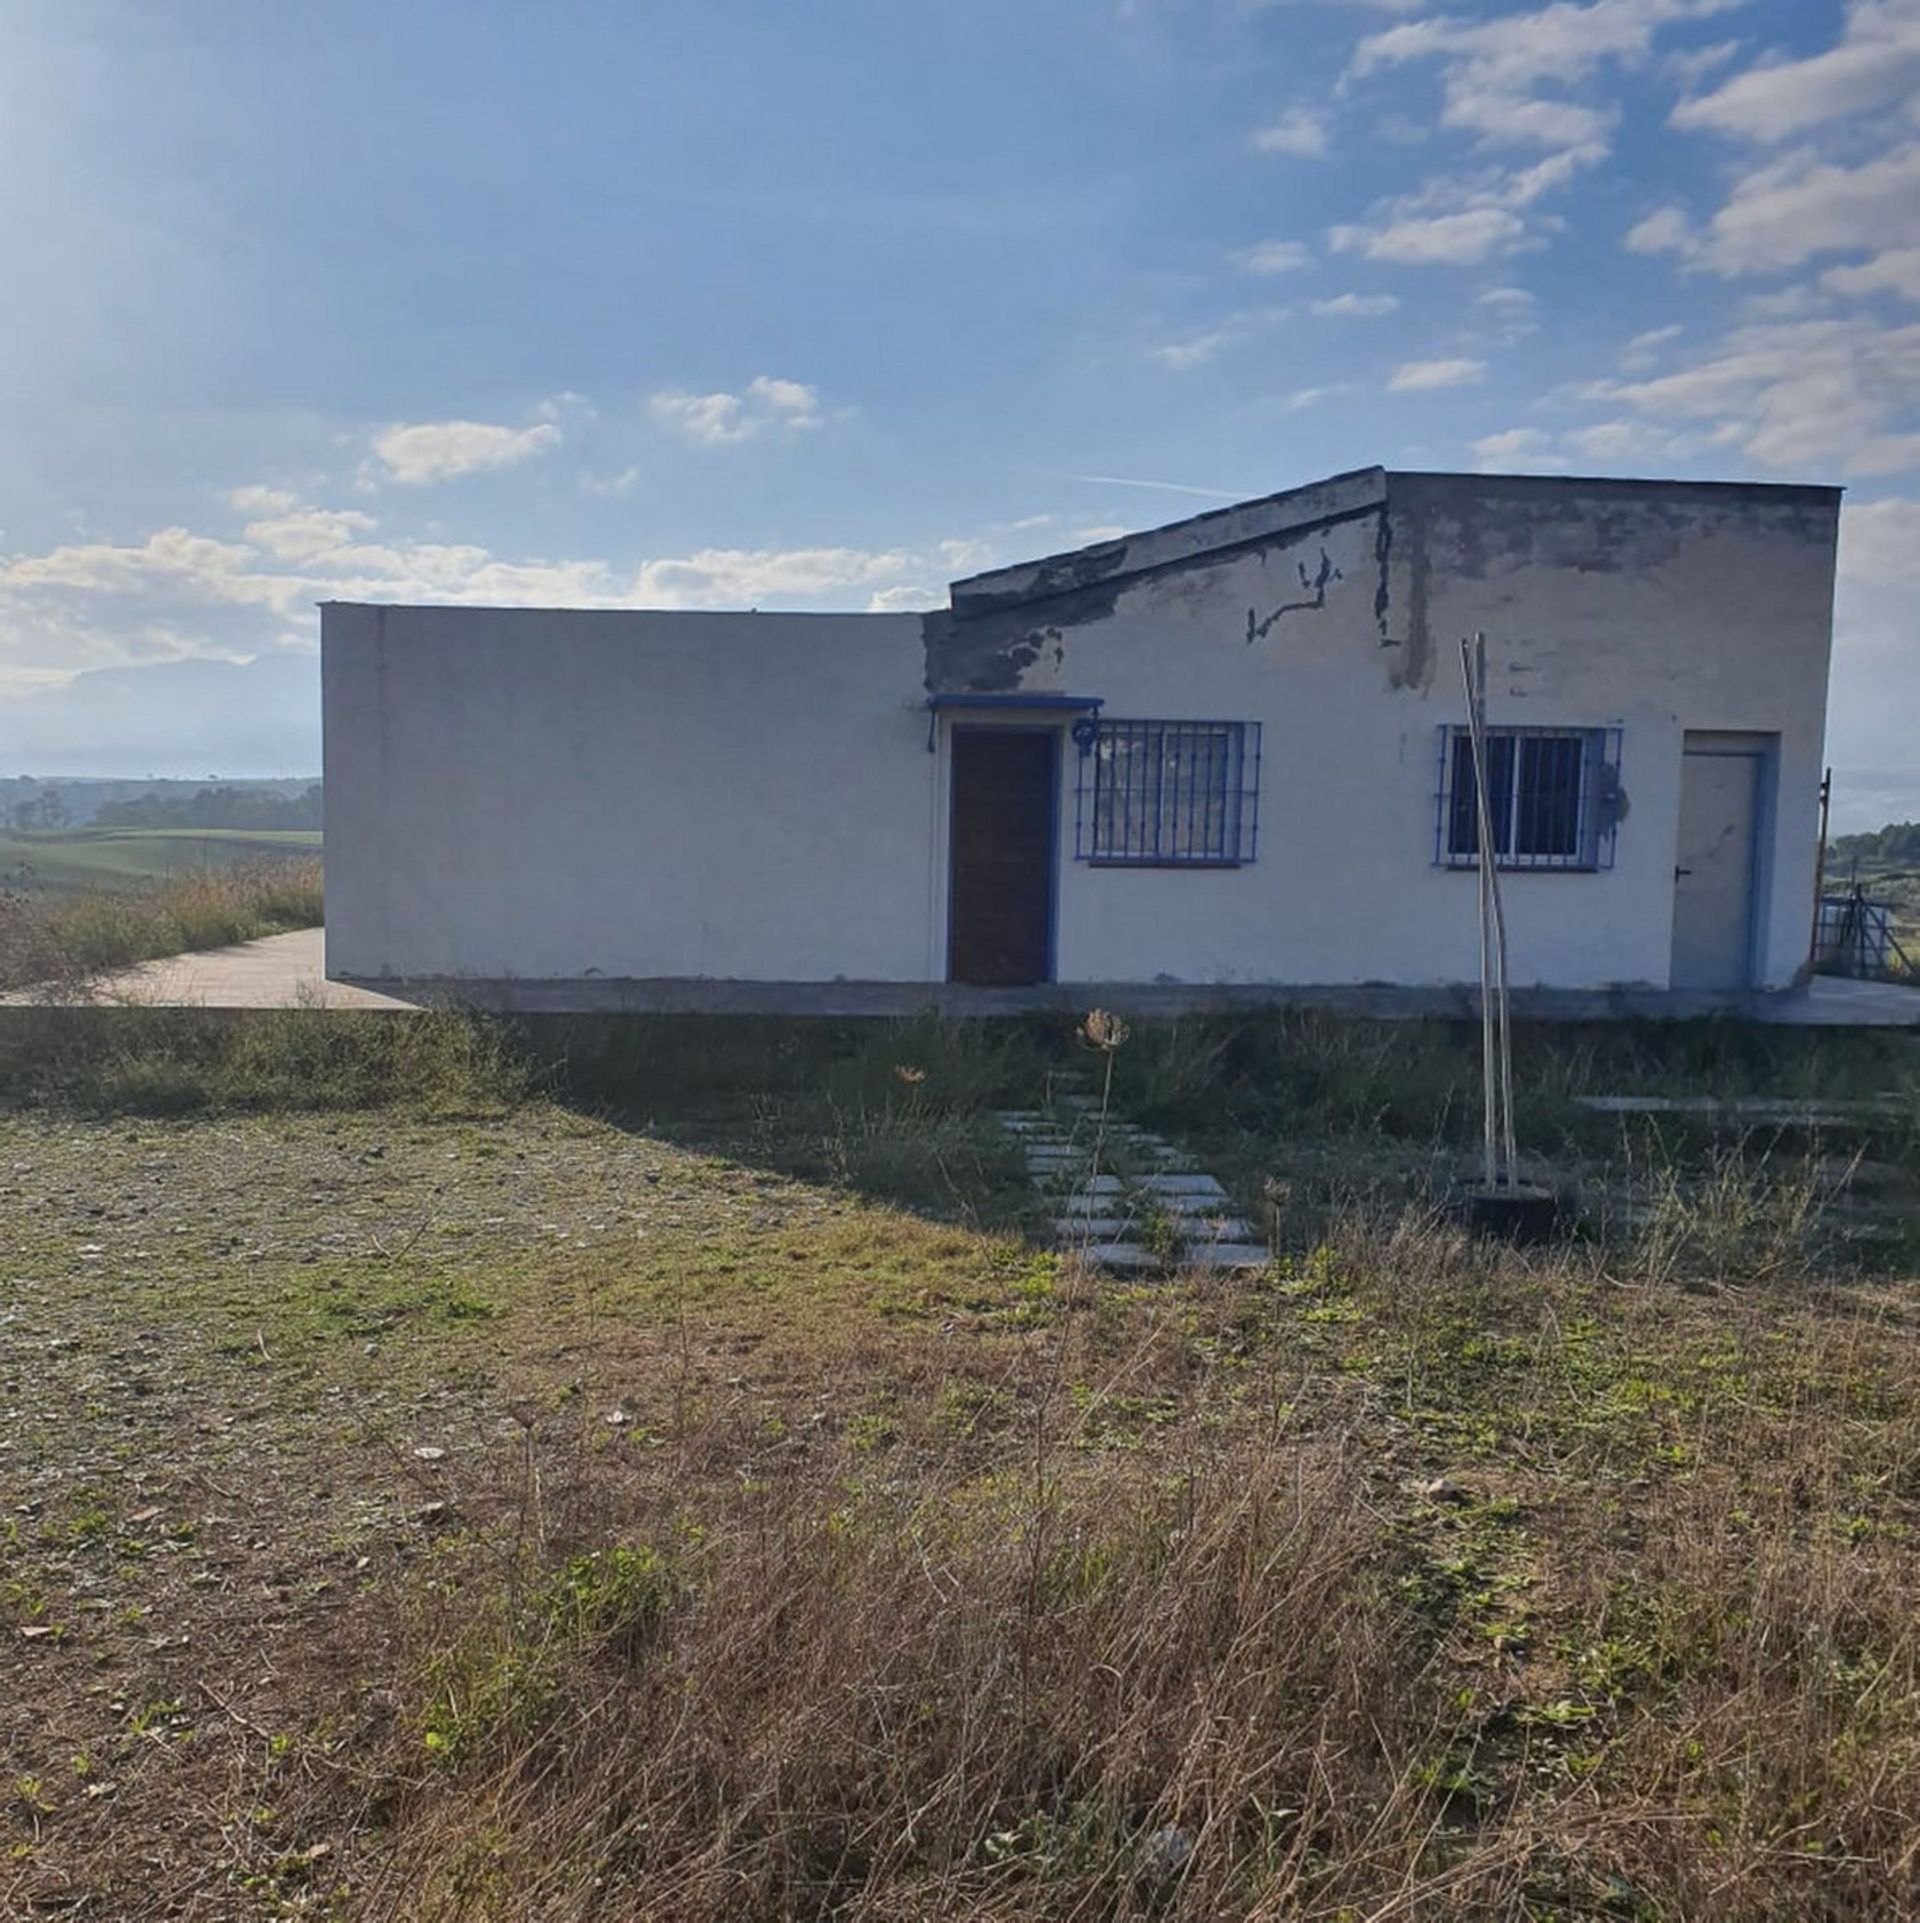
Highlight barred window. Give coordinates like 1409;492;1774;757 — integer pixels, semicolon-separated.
1076;719;1260;866
1437;725;1620;872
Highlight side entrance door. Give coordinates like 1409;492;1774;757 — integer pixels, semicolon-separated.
948;729;1057;986
1670;732;1768;990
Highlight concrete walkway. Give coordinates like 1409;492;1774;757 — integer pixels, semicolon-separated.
0;928;417;1010
4;928;1917;1025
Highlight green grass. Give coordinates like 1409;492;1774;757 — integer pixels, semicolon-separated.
0;827;321;897
0;1011;1916;1916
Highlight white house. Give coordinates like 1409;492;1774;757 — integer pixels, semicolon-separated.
320;466;1841;1013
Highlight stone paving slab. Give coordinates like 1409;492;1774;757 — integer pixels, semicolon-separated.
1005;1102;1268;1276
1181;1243;1273;1270
1073;1244;1165;1271
1138;1172;1228;1198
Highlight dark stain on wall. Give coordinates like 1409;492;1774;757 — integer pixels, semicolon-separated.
1387;492;1433;692
1245;546;1343;643
925;498;1386;693
947;540;1134;617
1372;507;1392;639
922;595;1112;693
924;472;1840;698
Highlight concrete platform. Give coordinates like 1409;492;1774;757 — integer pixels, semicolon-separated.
0;929;416;1010
329;969;1920;1027
4;930;1918;1026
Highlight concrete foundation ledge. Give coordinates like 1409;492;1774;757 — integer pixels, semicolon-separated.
330;974;1920;1026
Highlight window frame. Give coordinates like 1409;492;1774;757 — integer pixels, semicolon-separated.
1434;723;1621;873
1074;717;1261;868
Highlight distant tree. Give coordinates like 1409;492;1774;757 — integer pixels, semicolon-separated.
93;783;322;832
7;792;69;832
1831;820;1920;870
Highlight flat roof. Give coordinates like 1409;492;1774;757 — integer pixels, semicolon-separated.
950;465;1845;614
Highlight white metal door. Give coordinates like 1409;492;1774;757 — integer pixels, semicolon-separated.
1671;741;1762;990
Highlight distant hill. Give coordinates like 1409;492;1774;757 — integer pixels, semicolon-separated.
0;652;320;780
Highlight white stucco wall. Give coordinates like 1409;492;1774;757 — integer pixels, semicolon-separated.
322;604;936;982
935;474;1838;992
323;473;1838;996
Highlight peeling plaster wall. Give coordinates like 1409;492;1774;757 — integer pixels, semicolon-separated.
928;476;1838;992
323;604;935;983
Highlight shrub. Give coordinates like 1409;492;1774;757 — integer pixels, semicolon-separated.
0;859;325;989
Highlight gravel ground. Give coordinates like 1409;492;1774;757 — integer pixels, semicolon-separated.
0;1102;1025;1915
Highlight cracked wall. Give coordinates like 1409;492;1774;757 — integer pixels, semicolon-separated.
925;473;1838;994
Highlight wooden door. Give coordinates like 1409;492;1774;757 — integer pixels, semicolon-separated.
1671;737;1763;990
948;730;1056;986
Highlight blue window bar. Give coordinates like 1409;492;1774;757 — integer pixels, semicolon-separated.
1075;719;1261;866
1435;724;1622;871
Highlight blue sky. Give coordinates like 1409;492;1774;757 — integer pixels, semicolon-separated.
1;0;1916;827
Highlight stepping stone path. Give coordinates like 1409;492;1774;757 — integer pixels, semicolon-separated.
994;1096;1270;1273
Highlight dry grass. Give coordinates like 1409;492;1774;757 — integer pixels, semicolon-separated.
1;1016;1918;1917
0;858;324;991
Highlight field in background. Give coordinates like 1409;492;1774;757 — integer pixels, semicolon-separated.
1;1008;1918;1918
0;827;322;897
0;857;324;991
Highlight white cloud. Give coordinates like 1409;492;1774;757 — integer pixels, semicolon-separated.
1331;207;1528;263
1672;0;1920;142
1326;145;1602;269
227;485;299;516
1234;239;1313;274
1251;106;1329;156
1618;321;1684;370
1349;0;1730;149
1830;494;1920;823
243;508;378;563
372;418;562;486
866;584;941;614
1150;329;1235;371
1476;283;1541;342
581;466;641;497
634;546;912;607
1685;142;1920;277
648;375;825;446
1624;204;1695;254
1389;357;1487;390
937;537;997;574
1740;283;1834;319
1823;247;1920;302
1278;384;1348;410
1564;418;1689;461
1664;37;1744;86
2;528;302;611
1646;8;1920;324
1839;494;1920;585
1593;318;1920;473
1311;291;1400;317
1241;0;1423;11
1623;322;1684;355
0;493;1015;690
1470;426;1570;471
1148;307;1286;368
